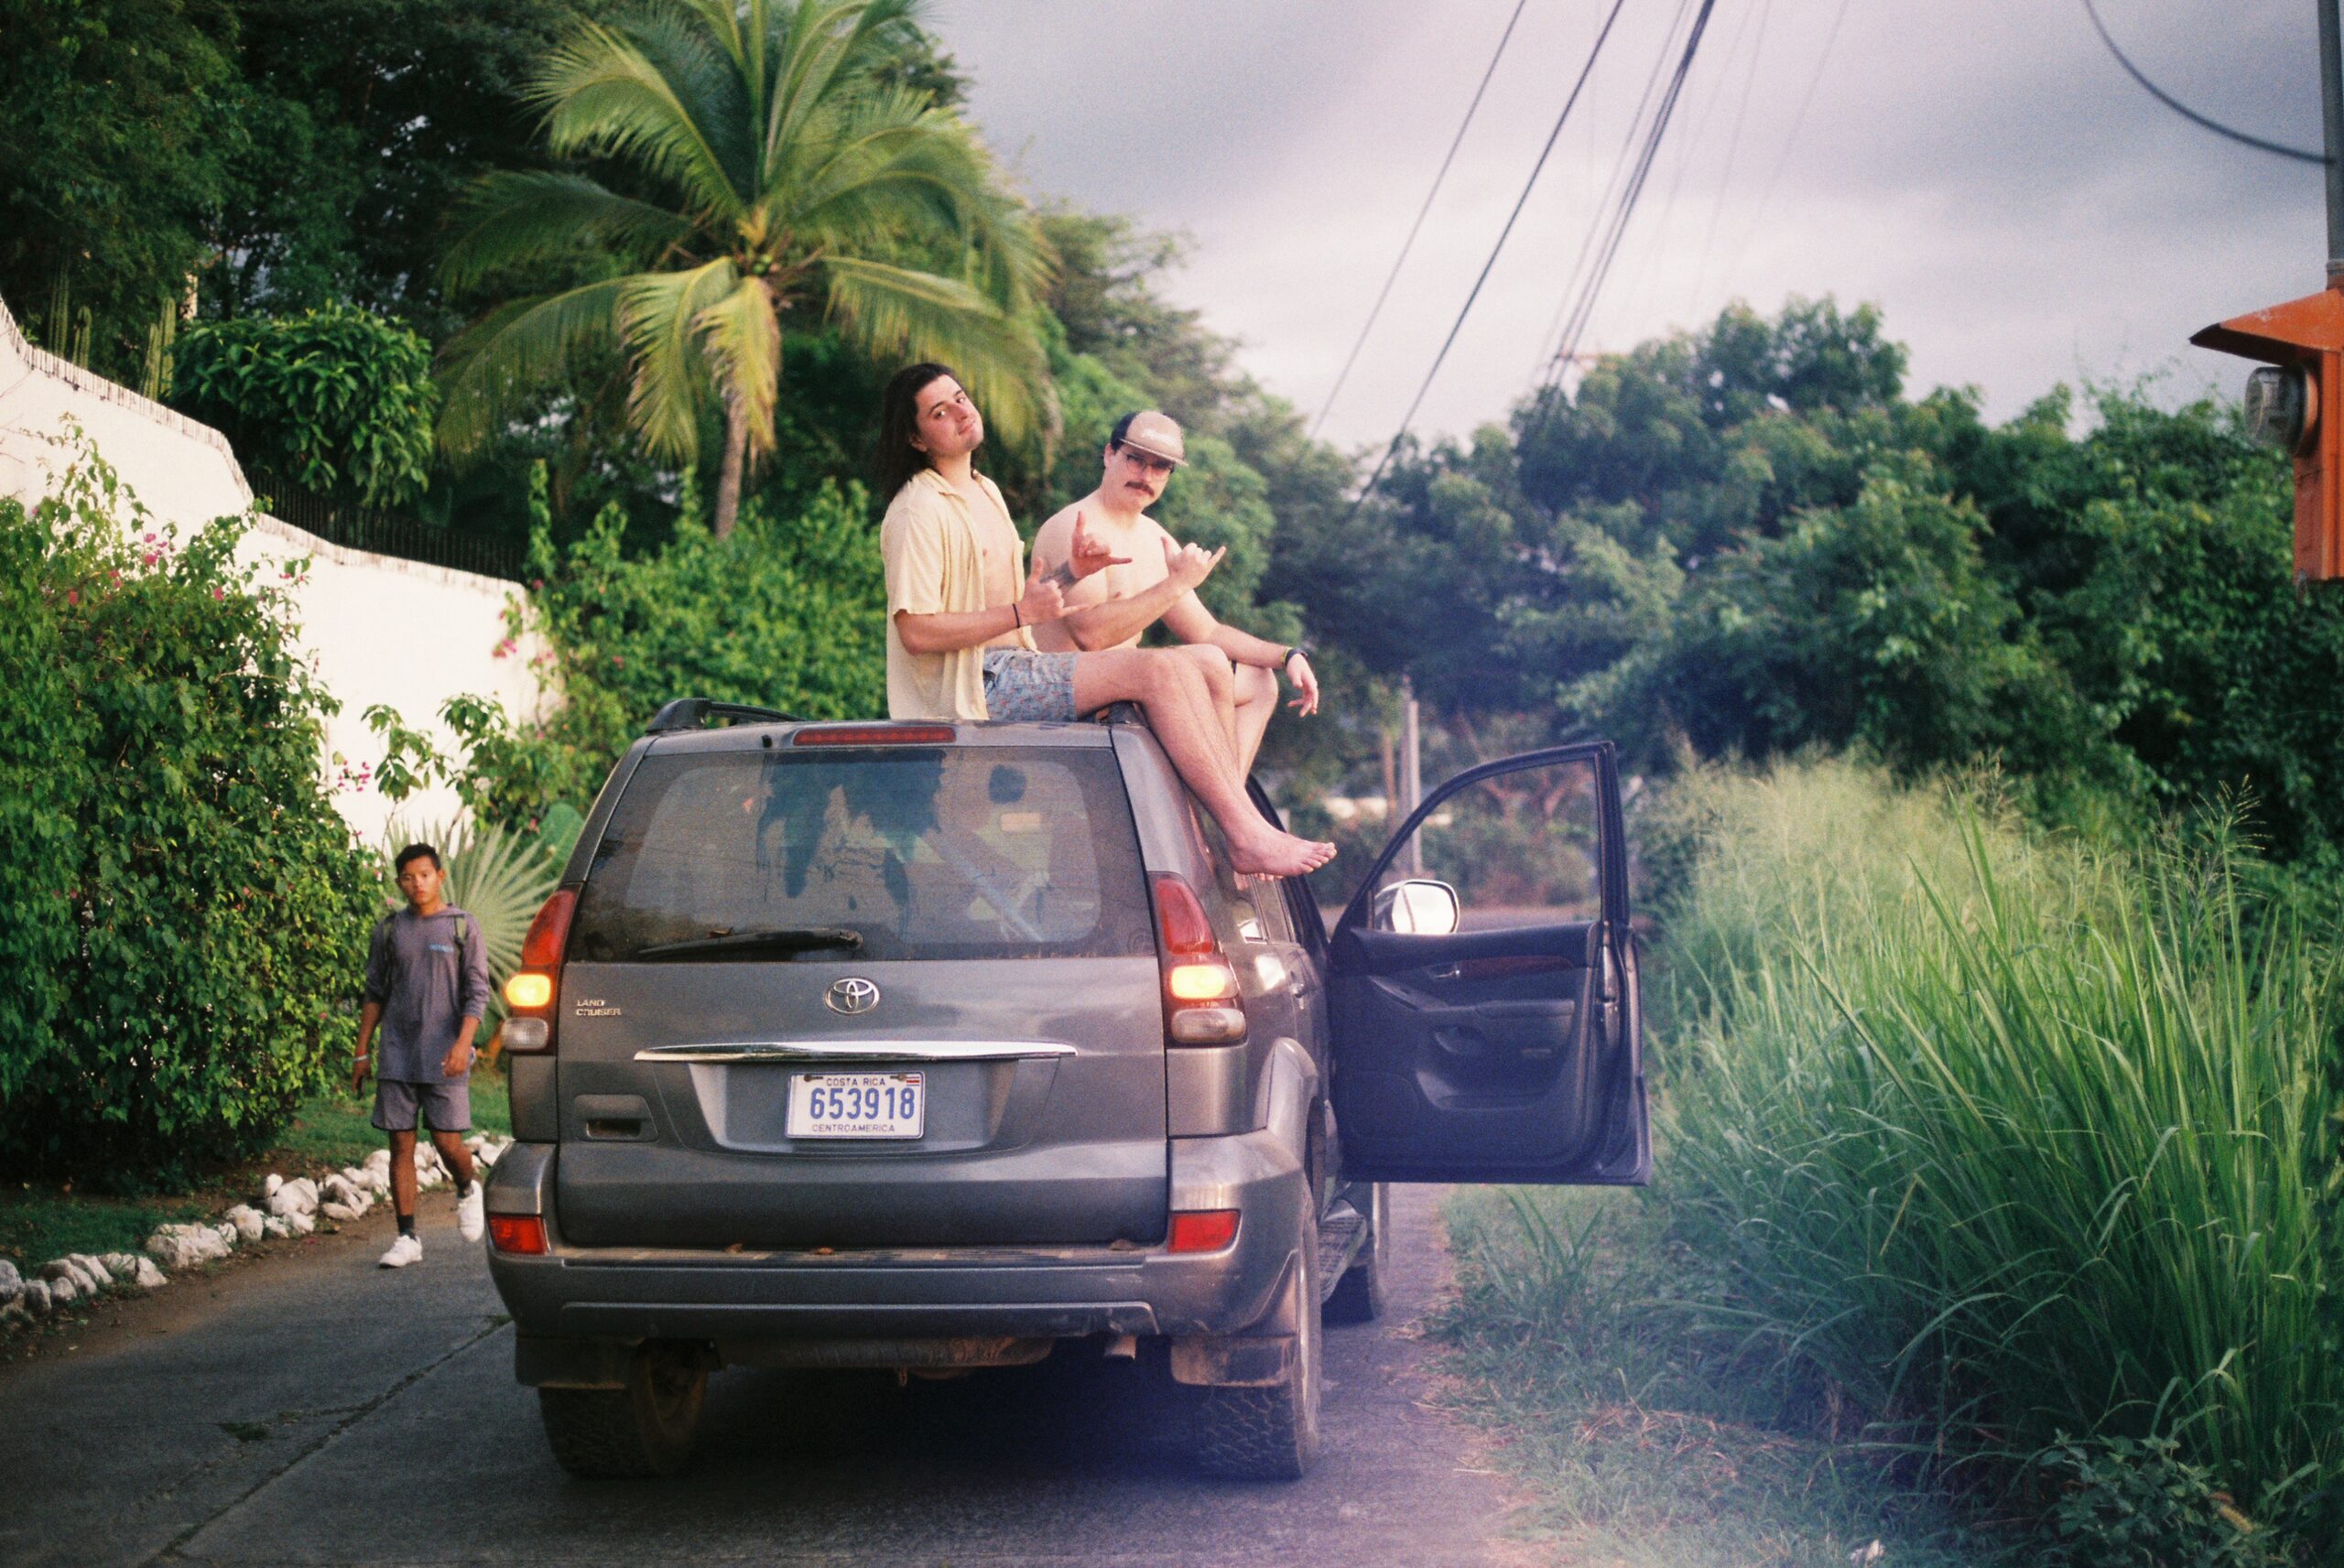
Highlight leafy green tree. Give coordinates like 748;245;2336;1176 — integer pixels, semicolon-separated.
0;0;241;377
1511;296;1919;564
211;0;616;330
1037;210;1235;433
434;0;1050;537
170;304;439;505
1270;295;2344;864
1573;457;2099;778
1955;388;2344;860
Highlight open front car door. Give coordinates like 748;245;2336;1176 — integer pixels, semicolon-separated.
1327;742;1649;1185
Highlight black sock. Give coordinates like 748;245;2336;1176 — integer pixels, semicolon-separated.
457;1179;474;1197
397;1215;417;1238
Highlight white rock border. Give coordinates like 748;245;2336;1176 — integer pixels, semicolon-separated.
0;1136;512;1331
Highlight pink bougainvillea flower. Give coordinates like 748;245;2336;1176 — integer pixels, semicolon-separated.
212;587;225;600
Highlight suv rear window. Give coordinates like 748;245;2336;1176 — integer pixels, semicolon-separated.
570;746;1154;962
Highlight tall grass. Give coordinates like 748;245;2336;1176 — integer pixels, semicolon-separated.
1651;758;2341;1519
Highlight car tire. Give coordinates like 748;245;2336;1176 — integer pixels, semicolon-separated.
1324;1181;1390;1325
1191;1186;1322;1481
537;1341;707;1477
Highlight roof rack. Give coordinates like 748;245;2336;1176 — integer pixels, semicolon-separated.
643;697;805;736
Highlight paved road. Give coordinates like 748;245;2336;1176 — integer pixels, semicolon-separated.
0;1186;1525;1567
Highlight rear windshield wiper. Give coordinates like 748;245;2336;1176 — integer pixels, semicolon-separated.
634;927;863;959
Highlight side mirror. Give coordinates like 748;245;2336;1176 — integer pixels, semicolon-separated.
1370;879;1460;935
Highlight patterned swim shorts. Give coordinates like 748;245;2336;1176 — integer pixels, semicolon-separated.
982;648;1080;722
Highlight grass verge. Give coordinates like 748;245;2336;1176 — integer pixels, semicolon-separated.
1434;1184;2002;1567
1648;757;2340;1552
1;1065;511;1271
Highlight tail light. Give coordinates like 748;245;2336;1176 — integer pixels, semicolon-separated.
1150;873;1246;1045
500;888;577;1054
488;1215;548;1255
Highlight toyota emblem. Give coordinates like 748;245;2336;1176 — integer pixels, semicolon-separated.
824;977;881;1015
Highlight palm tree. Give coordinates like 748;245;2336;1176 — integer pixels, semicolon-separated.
436;0;1050;536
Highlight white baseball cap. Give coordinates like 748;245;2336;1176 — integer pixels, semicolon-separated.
1116;410;1187;466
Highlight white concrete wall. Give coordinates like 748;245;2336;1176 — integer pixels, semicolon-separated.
0;297;551;846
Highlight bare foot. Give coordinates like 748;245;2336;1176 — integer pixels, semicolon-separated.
1226;827;1337;878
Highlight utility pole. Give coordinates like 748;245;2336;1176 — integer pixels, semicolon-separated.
1400;673;1424;877
2189;2;2344;581
2325;0;2344;281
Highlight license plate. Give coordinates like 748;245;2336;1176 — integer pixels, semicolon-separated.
787;1071;926;1140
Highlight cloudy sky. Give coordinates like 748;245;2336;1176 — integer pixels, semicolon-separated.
928;0;2328;452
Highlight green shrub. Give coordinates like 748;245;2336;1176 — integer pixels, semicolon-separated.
171;303;437;507
368;466;887;831
1652;757;2341;1547
0;462;81;1129
0;452;379;1181
527;470;886;746
2035;1433;2278;1568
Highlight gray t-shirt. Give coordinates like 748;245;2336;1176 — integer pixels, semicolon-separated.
363;905;491;1082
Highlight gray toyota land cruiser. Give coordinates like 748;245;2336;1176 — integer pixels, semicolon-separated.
483;698;1648;1481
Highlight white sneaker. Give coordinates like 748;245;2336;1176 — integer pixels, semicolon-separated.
378;1233;423;1269
455;1182;484;1243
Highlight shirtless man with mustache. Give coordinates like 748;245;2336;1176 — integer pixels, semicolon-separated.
1028;409;1320;775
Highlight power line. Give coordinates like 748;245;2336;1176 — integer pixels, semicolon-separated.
1339;0;1634;524
1518;0;1706;384
1613;0;1753;336
1724;0;1855;287
1310;0;1534;439
1525;0;1700;386
1540;0;1720;390
1688;0;1775;306
1524;0;1722;446
2079;0;2325;164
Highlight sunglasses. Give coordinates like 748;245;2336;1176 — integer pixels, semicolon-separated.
1116;447;1177;478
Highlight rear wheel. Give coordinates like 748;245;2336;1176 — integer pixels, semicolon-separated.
1324;1181;1390;1325
1192;1187;1322;1481
537;1341;708;1477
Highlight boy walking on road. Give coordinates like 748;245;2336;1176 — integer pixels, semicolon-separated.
353;844;488;1268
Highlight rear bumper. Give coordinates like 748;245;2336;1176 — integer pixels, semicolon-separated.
483;1116;1308;1373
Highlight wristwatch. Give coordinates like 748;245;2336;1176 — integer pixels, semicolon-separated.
1280;643;1310;671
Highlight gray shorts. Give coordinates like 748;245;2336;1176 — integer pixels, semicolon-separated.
372;1076;472;1134
982;648;1079;722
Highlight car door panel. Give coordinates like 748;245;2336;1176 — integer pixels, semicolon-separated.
1328;743;1650;1185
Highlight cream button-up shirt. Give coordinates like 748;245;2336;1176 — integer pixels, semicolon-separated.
879;467;1037;721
